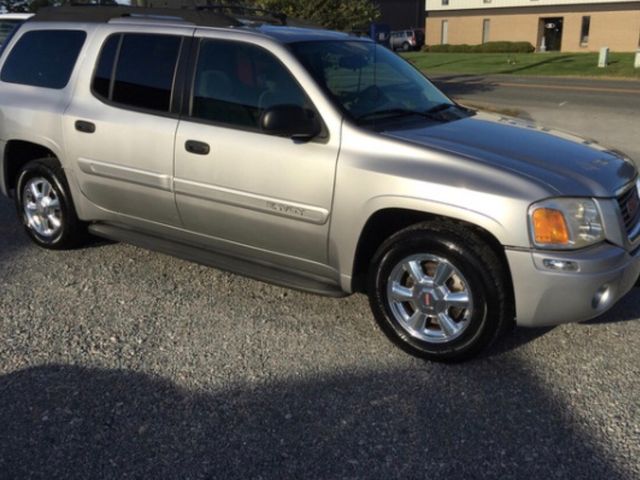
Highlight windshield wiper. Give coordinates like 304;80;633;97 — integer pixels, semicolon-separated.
356;108;445;123
425;103;456;114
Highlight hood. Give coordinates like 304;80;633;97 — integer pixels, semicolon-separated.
383;112;636;197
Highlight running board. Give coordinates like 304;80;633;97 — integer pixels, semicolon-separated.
88;223;347;298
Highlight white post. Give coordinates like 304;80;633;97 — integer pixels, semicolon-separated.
635;49;640;69
598;47;609;68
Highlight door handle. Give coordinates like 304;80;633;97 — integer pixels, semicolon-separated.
185;140;210;155
75;120;96;134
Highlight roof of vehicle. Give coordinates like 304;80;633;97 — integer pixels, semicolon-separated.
30;6;368;44
0;13;34;20
252;25;359;43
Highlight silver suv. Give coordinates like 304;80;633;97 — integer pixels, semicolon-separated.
1;6;639;361
390;29;424;51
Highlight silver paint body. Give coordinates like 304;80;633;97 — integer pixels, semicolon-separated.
1;19;639;327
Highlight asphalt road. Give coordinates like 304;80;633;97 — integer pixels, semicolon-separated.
434;74;640;160
1;78;640;479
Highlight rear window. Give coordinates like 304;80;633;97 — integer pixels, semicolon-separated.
92;33;182;113
0;30;86;89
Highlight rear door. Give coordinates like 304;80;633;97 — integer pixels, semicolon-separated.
64;27;192;226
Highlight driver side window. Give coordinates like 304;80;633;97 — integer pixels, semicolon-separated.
191;39;311;131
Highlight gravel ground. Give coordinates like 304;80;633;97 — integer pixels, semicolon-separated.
1;197;639;479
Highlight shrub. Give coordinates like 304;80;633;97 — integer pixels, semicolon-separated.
422;41;535;54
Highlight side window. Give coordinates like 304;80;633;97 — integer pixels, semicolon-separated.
191;39;311;131
0;30;86;89
92;34;120;99
92;33;182;113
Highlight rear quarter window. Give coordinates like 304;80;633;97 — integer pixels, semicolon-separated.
0;29;86;89
0;19;21;45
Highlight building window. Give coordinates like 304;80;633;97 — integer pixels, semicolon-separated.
580;16;591;45
483;19;491;44
441;20;448;44
442;0;449;5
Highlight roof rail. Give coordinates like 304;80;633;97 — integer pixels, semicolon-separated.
33;5;242;28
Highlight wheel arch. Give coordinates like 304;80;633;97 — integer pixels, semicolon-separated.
349;207;514;310
2;139;62;198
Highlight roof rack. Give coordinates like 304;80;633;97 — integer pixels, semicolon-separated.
33;4;244;28
32;1;305;28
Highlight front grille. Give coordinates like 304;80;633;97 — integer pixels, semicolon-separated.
617;183;640;236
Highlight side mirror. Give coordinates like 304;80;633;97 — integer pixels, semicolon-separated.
260;105;321;141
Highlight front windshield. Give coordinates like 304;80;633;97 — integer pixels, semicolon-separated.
290;40;454;122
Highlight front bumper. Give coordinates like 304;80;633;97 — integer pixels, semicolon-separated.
506;243;640;327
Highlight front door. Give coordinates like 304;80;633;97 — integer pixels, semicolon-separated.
174;37;339;266
540;17;564;52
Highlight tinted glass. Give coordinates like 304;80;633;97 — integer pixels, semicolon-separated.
92;34;120;99
1;30;86;89
0;20;21;45
291;41;452;121
192;39;310;130
112;34;181;112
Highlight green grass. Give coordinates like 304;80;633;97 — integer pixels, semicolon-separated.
402;52;640;79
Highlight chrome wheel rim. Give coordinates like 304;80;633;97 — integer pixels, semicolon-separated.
386;254;473;344
22;177;62;238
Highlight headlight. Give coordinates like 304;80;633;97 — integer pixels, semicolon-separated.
529;198;604;249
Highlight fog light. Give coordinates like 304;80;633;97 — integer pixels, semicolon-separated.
542;259;579;271
592;285;612;310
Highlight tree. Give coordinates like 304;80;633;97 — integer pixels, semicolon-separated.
251;0;380;31
1;0;31;12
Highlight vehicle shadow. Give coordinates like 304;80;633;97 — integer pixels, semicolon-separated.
0;363;631;480
498;54;577;75
431;74;499;97
484;325;554;357
0;196;29;261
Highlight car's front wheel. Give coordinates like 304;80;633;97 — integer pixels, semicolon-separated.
368;221;512;362
15;158;86;249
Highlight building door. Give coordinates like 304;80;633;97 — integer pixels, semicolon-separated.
540;17;563;51
441;20;448;44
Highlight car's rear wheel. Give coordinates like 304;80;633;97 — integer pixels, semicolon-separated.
15;158;86;249
367;221;512;362
402;42;411;52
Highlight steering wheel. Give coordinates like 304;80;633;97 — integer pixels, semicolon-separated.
350;85;390;116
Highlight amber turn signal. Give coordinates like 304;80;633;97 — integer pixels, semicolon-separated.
532;208;570;245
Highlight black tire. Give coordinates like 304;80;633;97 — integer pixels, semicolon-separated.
402;42;411;52
367;221;513;362
15;158;86;250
